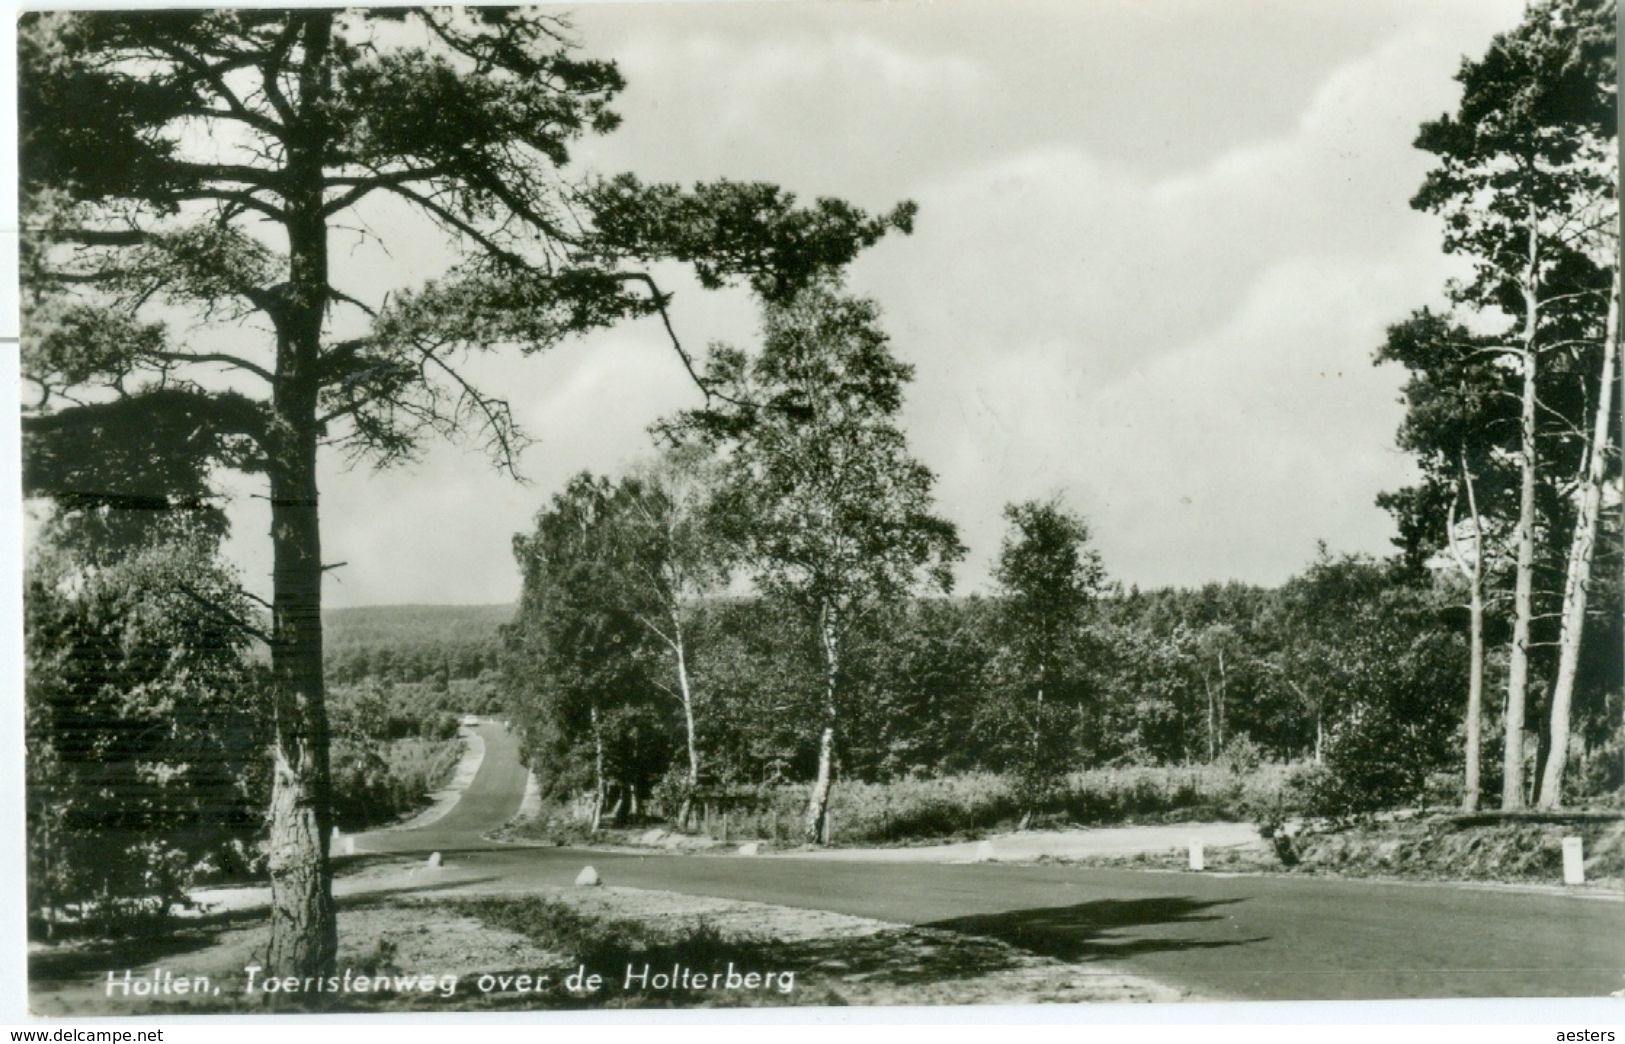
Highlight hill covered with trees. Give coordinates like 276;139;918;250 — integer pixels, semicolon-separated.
323;604;512;686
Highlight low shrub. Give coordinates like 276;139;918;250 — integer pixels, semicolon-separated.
1217;736;1264;776
1569;733;1624;807
661;761;1306;845
330;736;463;830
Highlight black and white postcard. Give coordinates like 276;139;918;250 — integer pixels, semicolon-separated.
8;0;1625;1021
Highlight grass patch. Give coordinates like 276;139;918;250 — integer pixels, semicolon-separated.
647;763;1302;846
446;896;819;1008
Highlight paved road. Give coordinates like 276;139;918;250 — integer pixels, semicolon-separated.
354;719;529;854
357;720;1625;1002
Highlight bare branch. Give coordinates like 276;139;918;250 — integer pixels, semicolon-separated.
321;164;449;217
150;40;285;138
174;579;273;644
153;350;275;383
378;182;532;270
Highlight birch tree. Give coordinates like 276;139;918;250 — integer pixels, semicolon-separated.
508;474;650;832
992;499;1104;819
611;448;729;827
662;280;963;844
1377;310;1518;810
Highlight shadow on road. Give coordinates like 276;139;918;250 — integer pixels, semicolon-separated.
922;896;1265;962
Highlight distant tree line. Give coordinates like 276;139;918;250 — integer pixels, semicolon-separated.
505;481;1614;834
323;606;508;687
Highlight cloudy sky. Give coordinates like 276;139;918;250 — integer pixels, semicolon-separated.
212;0;1527;608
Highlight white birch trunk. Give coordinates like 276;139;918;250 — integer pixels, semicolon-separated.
590;704;606;833
673;611;700;829
803;607;839;845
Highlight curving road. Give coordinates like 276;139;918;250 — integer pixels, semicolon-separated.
353;719;530;854
356;718;1625;1002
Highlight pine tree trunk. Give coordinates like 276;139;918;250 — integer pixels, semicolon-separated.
263;443;336;977
1503;216;1541;810
802;609;839;845
264;10;337;979
1538;283;1618;808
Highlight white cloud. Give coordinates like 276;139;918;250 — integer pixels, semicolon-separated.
840;21;1487;592
211;3;1517;605
616;29;989;103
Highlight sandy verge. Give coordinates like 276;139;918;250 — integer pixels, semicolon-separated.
514;768;542;823
529;885;1191;1006
571;820;1266;863
788;821;1265;863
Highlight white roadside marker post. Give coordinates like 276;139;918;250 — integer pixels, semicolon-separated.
1189;840;1205;872
1562;836;1585;886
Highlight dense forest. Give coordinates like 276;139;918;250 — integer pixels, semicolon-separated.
323;605;509;687
502;494;1621;842
313;560;1623;822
